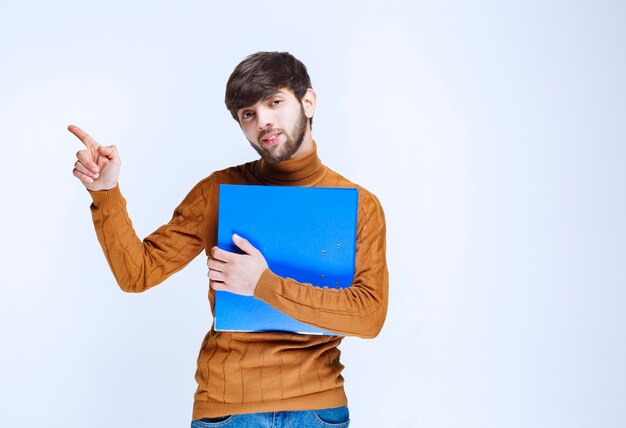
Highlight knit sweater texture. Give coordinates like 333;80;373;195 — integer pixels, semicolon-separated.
87;143;388;419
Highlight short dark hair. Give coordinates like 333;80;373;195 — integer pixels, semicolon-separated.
225;51;313;125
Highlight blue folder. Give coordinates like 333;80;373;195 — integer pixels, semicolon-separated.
214;184;358;335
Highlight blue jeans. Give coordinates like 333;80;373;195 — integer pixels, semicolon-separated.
190;406;350;427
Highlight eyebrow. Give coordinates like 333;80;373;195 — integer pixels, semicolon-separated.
261;91;283;101
238;91;285;116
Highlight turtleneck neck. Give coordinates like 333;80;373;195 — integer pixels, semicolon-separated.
256;141;326;186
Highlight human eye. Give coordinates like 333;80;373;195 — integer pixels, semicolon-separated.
270;98;282;106
240;111;254;120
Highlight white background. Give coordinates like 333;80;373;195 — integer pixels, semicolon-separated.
1;1;625;427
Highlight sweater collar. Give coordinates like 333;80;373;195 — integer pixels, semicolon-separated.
257;141;325;186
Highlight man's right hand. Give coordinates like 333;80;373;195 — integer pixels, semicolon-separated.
69;124;121;191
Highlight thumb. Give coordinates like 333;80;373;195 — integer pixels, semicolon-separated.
98;145;116;159
232;233;256;255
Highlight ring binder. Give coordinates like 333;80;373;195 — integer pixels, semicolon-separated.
214;184;358;335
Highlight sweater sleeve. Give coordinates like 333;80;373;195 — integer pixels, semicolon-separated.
88;182;209;292
253;192;389;338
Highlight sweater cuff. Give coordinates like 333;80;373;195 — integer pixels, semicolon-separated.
88;184;124;208
254;268;283;305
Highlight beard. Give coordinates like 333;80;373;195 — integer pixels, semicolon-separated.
249;105;308;163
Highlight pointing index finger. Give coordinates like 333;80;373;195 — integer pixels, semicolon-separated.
67;124;100;149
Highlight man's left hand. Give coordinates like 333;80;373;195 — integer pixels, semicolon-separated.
208;234;268;296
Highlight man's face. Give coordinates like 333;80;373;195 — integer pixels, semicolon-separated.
237;88;314;163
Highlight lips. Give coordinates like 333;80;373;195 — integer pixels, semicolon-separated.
260;131;282;147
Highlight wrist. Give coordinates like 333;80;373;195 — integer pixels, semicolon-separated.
86;182;118;192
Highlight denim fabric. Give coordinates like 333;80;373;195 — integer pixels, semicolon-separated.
191;405;350;428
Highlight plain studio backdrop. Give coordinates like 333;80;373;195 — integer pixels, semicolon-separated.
1;1;625;427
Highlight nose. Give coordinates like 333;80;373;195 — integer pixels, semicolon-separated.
256;107;273;130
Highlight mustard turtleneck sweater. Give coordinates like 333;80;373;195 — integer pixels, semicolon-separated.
87;143;388;419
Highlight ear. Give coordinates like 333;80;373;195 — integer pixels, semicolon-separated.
301;88;317;119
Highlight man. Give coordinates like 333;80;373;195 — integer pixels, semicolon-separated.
70;51;388;427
